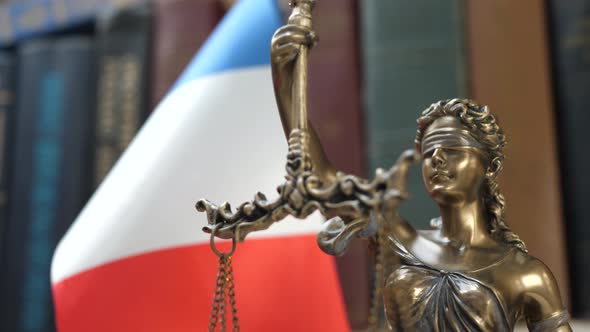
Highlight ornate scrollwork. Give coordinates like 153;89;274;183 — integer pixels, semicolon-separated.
196;130;415;255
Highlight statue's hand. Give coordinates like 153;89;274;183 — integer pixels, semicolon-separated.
286;129;312;175
386;149;421;193
380;149;421;218
271;24;318;71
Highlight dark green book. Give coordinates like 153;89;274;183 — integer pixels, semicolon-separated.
0;50;15;298
360;0;467;228
93;3;152;188
53;37;97;238
548;0;590;318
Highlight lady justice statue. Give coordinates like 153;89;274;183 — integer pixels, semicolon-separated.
197;1;571;331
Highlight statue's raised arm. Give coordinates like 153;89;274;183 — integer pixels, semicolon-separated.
197;0;418;256
270;8;337;184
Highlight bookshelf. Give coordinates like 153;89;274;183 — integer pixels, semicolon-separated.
0;0;145;47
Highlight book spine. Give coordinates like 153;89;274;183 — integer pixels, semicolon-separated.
466;0;570;308
309;0;369;328
94;3;151;187
547;0;590;316
1;38;56;332
0;36;96;332
150;0;223;108
360;0;467;229
26;63;63;332
53;36;96;236
0;51;15;262
94;55;118;188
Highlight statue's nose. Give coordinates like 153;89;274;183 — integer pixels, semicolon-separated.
432;148;446;167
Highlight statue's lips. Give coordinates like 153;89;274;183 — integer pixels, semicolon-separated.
431;171;452;181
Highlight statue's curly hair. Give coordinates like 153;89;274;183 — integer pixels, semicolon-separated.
415;98;527;253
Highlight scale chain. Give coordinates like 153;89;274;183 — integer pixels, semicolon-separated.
208;254;239;332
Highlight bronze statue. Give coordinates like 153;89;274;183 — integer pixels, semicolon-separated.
198;1;571;330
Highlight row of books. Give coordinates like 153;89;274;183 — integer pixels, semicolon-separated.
0;0;589;330
0;1;225;331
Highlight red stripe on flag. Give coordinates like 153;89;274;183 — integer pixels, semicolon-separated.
52;235;350;331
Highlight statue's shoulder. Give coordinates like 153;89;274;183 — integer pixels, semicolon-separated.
508;251;565;314
505;251;570;328
494;250;553;287
512;251;556;285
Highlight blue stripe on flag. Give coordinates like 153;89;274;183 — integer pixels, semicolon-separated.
173;0;282;89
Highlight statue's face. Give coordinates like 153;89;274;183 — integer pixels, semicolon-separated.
420;116;488;204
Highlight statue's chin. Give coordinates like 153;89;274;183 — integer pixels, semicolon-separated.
428;187;465;205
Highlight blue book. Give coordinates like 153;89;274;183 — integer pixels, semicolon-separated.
0;36;96;332
1;38;55;332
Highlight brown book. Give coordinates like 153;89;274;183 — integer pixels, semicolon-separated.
151;0;224;109
466;0;569;306
308;0;369;328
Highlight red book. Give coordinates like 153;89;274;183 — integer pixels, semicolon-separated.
308;0;369;328
151;0;224;109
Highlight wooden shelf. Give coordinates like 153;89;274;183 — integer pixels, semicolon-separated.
0;0;145;47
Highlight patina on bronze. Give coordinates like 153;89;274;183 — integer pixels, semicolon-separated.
197;1;571;331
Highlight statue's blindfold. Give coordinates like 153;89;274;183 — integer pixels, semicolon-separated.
421;128;484;155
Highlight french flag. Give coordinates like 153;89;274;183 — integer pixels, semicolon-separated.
50;0;349;331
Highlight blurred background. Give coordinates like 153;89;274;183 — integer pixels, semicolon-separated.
0;0;589;331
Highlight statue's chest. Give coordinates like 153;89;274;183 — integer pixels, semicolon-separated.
384;265;511;332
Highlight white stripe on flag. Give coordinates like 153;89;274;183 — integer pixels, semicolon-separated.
51;66;322;283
